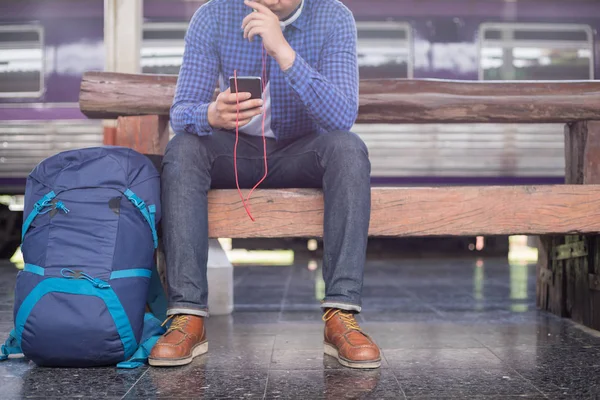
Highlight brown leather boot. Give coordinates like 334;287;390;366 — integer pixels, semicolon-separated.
323;308;381;369
148;314;208;367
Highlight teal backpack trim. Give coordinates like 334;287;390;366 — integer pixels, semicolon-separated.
117;313;166;369
61;268;111;288
23;265;152;281
110;269;152;279
22;189;157;248
21;191;70;241
1;268;166;367
147;263;167;321
21;191;56;241
124;189;158;249
0;330;22;361
24;264;45;276
14;277;138;359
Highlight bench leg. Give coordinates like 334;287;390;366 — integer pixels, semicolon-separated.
541;120;600;330
207;239;234;315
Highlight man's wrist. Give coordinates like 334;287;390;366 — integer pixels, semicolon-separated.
275;44;296;71
207;101;219;129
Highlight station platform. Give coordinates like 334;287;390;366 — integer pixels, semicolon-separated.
0;255;598;399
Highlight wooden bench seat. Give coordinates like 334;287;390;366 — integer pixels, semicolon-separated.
207;186;600;238
79;71;600;328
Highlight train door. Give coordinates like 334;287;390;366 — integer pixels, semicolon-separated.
0;24;45;259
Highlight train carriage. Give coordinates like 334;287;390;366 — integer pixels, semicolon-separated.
0;0;598;257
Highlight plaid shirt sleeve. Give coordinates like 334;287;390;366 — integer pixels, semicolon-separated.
170;5;219;136
283;10;359;132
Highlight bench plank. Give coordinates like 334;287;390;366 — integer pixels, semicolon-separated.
79;72;600;123
207;186;600;238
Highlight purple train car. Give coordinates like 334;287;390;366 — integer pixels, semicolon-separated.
0;0;598;256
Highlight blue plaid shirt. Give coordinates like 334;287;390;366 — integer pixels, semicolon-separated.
170;0;359;140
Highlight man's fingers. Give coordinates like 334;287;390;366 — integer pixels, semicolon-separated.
222;91;252;104
226;104;263;119
224;106;263;125
246;26;265;42
235;98;264;111
225;118;254;130
244;0;270;14
243;19;264;39
241;11;267;30
236;107;264;120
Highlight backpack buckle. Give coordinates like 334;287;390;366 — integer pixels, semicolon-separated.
60;268;110;289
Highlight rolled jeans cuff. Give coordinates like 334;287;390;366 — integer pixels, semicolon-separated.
321;301;362;313
167;305;209;318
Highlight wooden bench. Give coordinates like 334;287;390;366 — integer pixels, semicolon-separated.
79;72;600;328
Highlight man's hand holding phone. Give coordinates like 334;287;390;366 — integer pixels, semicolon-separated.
207;87;263;130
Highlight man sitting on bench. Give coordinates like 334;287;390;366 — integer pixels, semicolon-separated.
149;0;381;369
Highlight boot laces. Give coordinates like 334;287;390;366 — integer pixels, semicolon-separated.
161;315;190;333
323;309;362;331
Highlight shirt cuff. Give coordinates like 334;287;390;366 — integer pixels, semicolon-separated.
188;103;212;135
283;53;313;96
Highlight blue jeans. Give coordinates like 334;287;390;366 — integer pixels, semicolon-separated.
161;130;371;317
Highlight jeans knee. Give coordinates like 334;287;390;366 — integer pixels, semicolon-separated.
321;130;370;174
162;133;210;176
325;130;368;156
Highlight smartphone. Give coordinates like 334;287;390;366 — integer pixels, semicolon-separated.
229;76;262;100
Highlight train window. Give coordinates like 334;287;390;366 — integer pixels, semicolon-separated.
0;25;44;98
479;23;594;80
143;21;414;79
356;22;413;79
141;23;188;75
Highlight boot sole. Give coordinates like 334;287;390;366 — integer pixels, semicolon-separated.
323;342;381;369
148;341;208;367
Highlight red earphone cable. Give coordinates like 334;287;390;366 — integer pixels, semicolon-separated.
233;70;255;221
245;45;269;204
234;44;269;221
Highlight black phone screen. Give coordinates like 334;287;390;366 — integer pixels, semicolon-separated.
229;76;263;100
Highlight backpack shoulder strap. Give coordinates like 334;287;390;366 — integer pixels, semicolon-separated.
123;189;158;248
116;313;166;369
146;261;167;322
22;191;56;241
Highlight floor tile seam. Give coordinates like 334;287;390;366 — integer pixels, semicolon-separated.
381;347;396;372
261;371;270;400
479;344;600;357
263;328;278;400
267;367;383;370
176;368;272;372
573;336;600;347
389;368;550;398
501;366;551;399
474;338;550;399
420;302;448;317
375;344;489;350
277;265;295;322
475;344;596;349
359;295;440;323
402;289;449;318
232;267;251;286
389;365;408;399
234;304;287;309
407;396;549;399
120;367;149;400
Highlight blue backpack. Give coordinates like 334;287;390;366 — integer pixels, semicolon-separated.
0;147;167;368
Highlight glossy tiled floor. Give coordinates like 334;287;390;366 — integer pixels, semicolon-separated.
1;256;600;399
